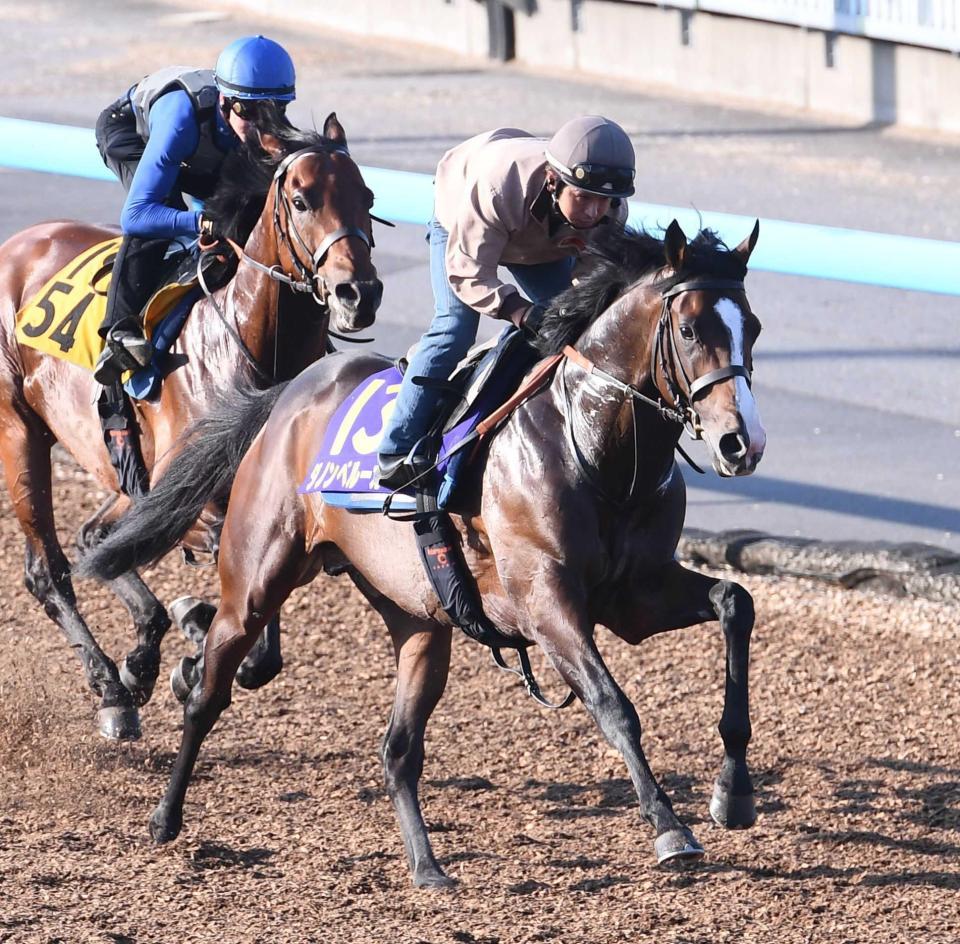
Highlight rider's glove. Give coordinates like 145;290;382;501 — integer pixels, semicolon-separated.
198;213;217;238
197;214;223;252
520;303;547;339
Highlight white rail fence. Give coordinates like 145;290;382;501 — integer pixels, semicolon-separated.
625;1;960;51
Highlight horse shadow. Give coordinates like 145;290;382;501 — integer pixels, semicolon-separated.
187;841;276;872
521;772;716;823
824;757;960;834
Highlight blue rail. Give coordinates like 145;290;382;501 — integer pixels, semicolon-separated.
2;116;958;296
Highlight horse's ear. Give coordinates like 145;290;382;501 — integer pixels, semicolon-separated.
664;219;687;271
256;133;286;158
323;112;348;148
734;219;760;267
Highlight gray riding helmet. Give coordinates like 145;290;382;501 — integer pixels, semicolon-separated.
545;115;636;198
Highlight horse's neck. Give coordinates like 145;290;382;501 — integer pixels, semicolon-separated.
225;218;283;366
206;217;327;378
561;287;679;494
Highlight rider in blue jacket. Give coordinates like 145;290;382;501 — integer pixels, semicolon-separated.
92;35;297;384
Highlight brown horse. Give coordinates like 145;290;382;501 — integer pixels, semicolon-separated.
82;220;765;882
0;114;381;740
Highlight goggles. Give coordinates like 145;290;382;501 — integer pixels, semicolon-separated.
227;99;287;120
566;162;635;194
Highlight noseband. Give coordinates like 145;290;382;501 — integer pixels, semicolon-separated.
560;276;751;505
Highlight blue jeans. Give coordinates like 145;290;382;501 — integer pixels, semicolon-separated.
379;219;574;457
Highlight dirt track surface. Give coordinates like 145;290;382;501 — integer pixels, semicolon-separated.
1;456;958;944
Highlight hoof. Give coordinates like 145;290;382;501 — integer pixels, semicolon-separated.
709;781;757;829
149;805;182;844
413;870;456;890
170;596;215;647
97;704;142;741
655;828;705;866
119;654;158;707
170;656;199;704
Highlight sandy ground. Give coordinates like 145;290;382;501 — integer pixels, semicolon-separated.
0;456;958;944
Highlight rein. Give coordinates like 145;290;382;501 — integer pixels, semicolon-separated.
559;276;751;507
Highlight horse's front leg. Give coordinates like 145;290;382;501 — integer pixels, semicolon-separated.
519;574;704;865
234;614;283;690
78;495;171;706
605;561;757;831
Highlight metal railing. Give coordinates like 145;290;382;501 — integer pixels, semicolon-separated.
3;116;960;295
625;1;960;52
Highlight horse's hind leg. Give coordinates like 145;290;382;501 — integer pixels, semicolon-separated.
0;417;140;739
359;585;453;888
608;561;757;831
78;495;171;706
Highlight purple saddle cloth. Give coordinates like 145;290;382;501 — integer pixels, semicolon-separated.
298;328;536;512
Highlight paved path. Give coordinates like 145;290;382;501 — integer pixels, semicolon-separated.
1;0;957;549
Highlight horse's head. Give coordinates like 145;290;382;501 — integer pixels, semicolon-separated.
652;220;765;476
265;113;383;333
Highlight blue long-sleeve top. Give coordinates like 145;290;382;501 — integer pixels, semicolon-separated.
120;89;236;238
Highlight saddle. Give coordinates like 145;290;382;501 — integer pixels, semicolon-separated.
299;325;542;512
15;237;232;496
14;237;208;389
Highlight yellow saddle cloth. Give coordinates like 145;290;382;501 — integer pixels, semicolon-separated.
15;237;196;372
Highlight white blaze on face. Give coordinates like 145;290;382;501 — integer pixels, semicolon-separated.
714;298;766;459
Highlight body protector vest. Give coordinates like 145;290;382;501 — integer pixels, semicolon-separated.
131;67;227;194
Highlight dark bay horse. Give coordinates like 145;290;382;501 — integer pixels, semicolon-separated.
0;113;381;740
82;220;765;882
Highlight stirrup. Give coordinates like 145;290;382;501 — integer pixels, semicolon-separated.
113;332;153;367
375;437;436;490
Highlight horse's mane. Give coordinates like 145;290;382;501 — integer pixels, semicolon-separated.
202;108;342;245
534;224;748;356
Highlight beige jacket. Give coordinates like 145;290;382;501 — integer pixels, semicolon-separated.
433;128;628;321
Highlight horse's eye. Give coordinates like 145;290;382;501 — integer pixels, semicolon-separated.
679;323;696;341
292;196;308;212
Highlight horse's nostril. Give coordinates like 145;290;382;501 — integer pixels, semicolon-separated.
334;281;361;306
718;431;748;462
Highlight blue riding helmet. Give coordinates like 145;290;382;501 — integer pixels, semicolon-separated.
214;35;296;101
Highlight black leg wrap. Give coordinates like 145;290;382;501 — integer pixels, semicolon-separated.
98;391;149;498
413;488;515;650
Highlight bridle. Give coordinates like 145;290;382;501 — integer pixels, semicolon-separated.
559;276;752;506
222;145;373;308
651;277;752;435
199;145;380;383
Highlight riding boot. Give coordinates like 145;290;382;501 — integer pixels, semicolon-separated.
94;234;169;384
376;443;437;490
376;377;465;490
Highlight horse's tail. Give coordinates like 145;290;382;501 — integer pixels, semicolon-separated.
78;381;289;582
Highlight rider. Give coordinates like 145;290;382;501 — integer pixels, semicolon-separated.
92;35;297;385
376;115;636;489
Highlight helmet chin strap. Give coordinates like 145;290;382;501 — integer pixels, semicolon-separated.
547;178;575;230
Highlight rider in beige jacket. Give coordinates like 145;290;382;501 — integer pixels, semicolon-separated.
377;116;636;488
